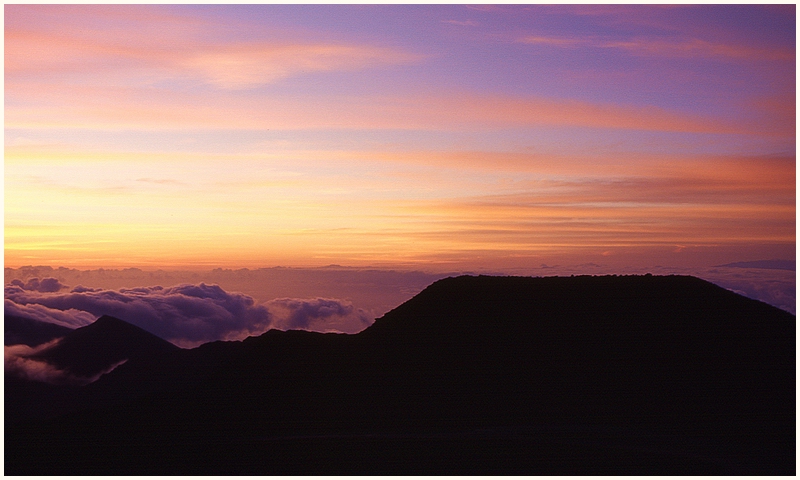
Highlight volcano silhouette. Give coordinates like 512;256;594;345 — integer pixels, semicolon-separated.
5;275;795;475
4;314;74;347
29;315;179;378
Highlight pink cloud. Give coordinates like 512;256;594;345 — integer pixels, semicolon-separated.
518;36;582;47
441;19;479;27
6;5;781;136
518;34;793;62
180;44;422;89
5;5;423;90
4;83;745;135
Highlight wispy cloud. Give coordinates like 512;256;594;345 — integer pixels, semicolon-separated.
4;341;115;385
465;5;503;12
381;153;795;255
5;5;423;90
518;36;582;47
135;178;186;186
518;34;794;62
442;19;479;27
179;44;421;89
4;5;793;274
4;84;747;135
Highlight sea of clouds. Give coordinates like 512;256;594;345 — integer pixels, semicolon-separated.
5;278;373;348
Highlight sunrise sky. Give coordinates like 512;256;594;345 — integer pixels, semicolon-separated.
4;4;796;272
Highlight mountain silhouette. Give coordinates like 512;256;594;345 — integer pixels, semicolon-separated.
4;314;74;347
5;275;795;475
29;314;180;378
716;258;795;270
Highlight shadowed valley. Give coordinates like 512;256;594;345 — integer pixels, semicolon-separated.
5;275;795;475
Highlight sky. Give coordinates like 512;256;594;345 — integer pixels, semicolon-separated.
5;4;795;272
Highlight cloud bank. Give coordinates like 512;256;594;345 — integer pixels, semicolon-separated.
266;297;373;334
9;277;67;292
4;298;96;330
5;282;375;348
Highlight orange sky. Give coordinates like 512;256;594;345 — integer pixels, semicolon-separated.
4;5;795;271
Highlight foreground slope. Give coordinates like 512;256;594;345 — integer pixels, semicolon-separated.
5;275;795;475
6;315;182;424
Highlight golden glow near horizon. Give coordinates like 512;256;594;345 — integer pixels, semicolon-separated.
4;5;795;271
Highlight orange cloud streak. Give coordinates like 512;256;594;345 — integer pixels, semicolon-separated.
5;81;749;135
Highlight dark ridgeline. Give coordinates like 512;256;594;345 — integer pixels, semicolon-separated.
4;275;795;475
4;314;75;347
28;315;180;378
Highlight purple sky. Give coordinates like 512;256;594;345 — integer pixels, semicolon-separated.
3;5;795;342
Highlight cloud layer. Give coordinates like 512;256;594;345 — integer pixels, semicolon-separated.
266;297;373;334
9;277;68;292
5;282;375;348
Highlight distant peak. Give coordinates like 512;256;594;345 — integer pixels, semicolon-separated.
79;316;179;351
95;315;127;324
715;259;795;271
90;315;142;331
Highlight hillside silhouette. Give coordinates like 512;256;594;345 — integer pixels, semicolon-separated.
4;314;74;347
5;275;795;475
29;315;180;378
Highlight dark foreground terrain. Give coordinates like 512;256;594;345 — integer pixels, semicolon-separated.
5;275;795;474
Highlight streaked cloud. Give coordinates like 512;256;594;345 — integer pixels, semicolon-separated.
5;4;423;90
442;19;479;27
4;85;748;135
465;5;503;12
5;341;102;385
3;5;794;289
518;36;582;48
518;35;793;62
180;44;421;89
